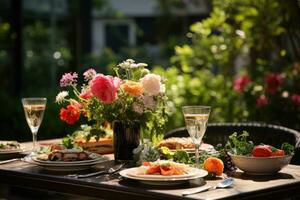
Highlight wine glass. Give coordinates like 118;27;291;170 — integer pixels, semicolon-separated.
22;98;47;155
182;106;211;168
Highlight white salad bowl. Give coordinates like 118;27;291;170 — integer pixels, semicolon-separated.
229;153;293;175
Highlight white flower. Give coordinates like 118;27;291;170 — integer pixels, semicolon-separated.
160;84;166;94
143;96;156;110
141;74;162;96
137;63;148;68
55;91;69;104
132;102;144;114
118;59;135;69
118;59;148;69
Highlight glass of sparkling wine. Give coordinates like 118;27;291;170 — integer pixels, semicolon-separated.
22;98;47;155
182;106;210;168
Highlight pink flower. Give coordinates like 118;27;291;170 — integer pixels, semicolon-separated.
90;74;121;104
80;89;93;100
83;68;97;82
132;102;144;114
265;73;283;94
256;95;269;107
291;94;300;105
143;96;156;110
233;75;251;92
60;72;78;87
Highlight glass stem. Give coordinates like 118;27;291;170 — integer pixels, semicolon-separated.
195;144;200;168
32;132;37;152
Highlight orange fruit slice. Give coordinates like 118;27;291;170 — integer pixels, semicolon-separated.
203;157;224;176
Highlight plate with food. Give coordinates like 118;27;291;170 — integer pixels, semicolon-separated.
0;141;23;154
27;149;109;171
120;160;208;185
156;137;214;154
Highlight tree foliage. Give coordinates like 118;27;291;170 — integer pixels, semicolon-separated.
156;0;300;130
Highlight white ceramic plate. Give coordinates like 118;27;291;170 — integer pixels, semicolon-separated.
31;153;104;165
25;155;109;171
0;149;23;154
119;167;208;185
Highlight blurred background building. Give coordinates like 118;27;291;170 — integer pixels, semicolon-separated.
0;0;210;140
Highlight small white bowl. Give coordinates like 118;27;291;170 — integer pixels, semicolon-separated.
229;153;293;175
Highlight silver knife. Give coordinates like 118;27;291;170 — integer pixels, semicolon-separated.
0;158;21;164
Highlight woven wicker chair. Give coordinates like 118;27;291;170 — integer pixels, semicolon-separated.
165;123;300;165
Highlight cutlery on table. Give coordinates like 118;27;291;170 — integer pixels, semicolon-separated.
182;178;234;196
68;163;125;178
0;158;21;164
0;155;32;165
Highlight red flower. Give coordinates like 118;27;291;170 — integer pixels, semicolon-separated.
59;105;81;125
233;75;251;92
291;94;300;105
256;95;269;107
265;73;283;94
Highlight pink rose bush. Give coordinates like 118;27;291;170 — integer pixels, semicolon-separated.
56;59;167;139
233;75;251;93
256;95;269;107
233;66;300;126
265;73;283;94
233;72;292;108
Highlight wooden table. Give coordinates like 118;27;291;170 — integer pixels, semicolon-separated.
0;140;300;200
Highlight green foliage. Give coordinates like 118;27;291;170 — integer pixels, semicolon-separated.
23;21;71;91
133;141;161;165
155;0;300;130
153;66;242;129
61;135;76;149
281;142;295;155
173;150;190;164
72;124;107;142
225;131;254;155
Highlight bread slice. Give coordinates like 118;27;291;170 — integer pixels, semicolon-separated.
75;138;113;154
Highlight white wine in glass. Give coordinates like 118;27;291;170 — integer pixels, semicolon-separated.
22;98;47;154
182;106;210;168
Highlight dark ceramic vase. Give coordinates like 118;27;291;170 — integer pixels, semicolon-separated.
113;120;141;161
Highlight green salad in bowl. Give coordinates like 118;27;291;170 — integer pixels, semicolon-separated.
224;131;294;175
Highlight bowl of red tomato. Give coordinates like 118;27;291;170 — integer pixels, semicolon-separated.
229;144;293;175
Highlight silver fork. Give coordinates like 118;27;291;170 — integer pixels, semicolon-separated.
0;155;32;165
68;163;125;178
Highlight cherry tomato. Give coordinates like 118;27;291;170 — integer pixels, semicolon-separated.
271;149;285;157
252;145;272;157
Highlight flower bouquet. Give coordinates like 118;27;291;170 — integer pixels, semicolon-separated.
56;59;167;159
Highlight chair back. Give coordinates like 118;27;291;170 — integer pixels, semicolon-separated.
165;123;300;165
